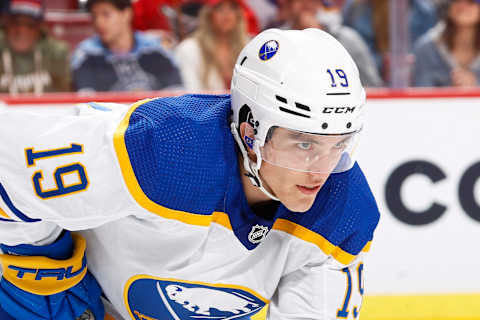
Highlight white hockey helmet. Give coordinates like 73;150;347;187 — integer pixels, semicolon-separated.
230;28;366;198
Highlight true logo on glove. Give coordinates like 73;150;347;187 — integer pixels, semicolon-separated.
0;234;88;295
8;255;86;280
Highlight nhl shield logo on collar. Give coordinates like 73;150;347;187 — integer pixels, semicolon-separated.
259;40;279;61
248;224;269;244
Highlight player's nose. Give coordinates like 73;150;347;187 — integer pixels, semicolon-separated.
306;171;328;184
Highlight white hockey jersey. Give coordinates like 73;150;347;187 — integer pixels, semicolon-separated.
0;95;380;320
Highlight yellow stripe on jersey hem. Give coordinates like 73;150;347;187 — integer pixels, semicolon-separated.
123;274;270;320
113;99;233;230
0;207;11;219
104;313;115;320
272;219;366;265
361;293;480;320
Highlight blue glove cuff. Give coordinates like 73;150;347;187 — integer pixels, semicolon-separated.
0;232;105;320
1;231;73;260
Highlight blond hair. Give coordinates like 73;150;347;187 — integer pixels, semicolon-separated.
193;1;249;87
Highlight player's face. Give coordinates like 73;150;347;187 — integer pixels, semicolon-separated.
210;1;239;35
91;3;132;47
258;128;347;212
241;125;348;212
5;15;41;53
259;159;330;212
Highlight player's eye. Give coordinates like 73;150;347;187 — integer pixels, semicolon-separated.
333;141;347;150
297;142;312;150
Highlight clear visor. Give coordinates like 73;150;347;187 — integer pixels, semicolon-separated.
259;126;360;174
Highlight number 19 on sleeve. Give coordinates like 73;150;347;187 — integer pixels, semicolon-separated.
337;263;364;319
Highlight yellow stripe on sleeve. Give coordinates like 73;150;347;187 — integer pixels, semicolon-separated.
212;211;233;230
362;241;372;252
272;218;364;265
273;219;336;256
330;246;356;265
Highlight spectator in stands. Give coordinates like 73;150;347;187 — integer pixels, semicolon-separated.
0;1;10;11
279;0;382;87
0;0;10;28
0;0;71;94
71;0;182;92
132;0;175;32
243;0;277;30
0;0;11;15
131;0;258;47
342;0;438;74
131;0;178;49
413;0;480;87
174;0;249;91
263;0;291;29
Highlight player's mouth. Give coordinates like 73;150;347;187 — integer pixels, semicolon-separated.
296;184;321;195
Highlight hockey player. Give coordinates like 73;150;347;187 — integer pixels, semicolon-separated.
0;28;380;320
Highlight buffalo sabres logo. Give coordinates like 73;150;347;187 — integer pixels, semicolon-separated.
248;224;269;244
161;284;260;317
125;276;267;320
259;40;279;61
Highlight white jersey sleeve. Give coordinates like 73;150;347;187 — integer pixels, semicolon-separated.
0;102;140;245
267;257;366;320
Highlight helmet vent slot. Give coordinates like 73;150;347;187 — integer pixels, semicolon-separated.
275;95;287;104
279;107;310;118
326;92;351;96
295;102;311;112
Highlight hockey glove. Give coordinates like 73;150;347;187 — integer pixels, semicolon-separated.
0;231;104;320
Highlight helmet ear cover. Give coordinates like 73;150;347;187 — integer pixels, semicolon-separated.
244;135;254;149
237;104;257;150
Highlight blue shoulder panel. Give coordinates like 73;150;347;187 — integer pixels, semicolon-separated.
123;94;236;215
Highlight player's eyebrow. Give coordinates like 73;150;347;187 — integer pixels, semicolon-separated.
286;132;352;146
286;132;322;144
338;136;352;144
287;132;308;139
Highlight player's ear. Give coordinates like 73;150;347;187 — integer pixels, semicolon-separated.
239;122;257;160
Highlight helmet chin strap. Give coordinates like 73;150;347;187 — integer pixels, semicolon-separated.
230;123;280;202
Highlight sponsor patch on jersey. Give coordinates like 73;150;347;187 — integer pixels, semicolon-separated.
248;224;269;244
125;276;267;320
259;40;279;61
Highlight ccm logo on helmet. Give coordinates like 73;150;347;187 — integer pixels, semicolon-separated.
322;107;356;114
